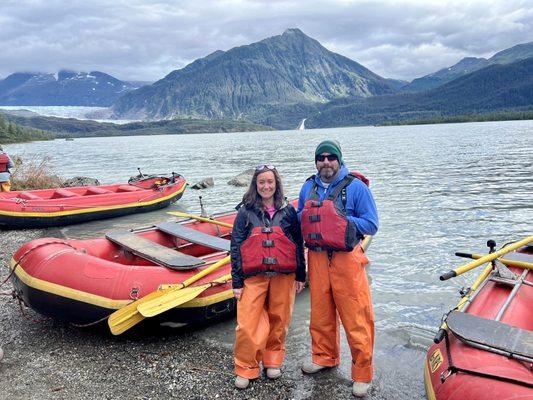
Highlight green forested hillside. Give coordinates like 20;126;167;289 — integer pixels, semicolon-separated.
307;57;533;128
0;113;54;143
1;111;272;141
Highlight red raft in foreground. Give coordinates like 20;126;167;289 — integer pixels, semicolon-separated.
424;237;533;400
10;210;238;333
0;173;186;229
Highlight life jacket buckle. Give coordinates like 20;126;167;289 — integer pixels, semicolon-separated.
261;227;273;233
308;233;322;240
262;240;275;248
311;201;323;207
262;257;278;265
309;214;321;222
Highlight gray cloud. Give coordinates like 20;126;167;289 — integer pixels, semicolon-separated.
1;0;531;82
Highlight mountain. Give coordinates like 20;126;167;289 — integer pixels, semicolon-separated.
403;41;533;92
307;57;533;128
0;70;143;106
112;28;397;128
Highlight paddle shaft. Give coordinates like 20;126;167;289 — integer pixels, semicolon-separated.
455;252;533;270
167;211;234;228
440;236;533;280
179;255;231;289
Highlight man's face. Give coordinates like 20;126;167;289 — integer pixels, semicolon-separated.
316;152;340;182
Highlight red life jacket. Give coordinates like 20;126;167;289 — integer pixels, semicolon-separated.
0;153;9;173
301;171;369;252
240;210;297;275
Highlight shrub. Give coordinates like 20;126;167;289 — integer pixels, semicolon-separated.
10;156;63;191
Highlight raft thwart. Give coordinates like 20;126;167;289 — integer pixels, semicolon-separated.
105;230;205;270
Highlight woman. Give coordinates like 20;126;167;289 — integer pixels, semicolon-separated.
231;164;306;389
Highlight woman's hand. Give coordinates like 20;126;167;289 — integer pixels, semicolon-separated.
295;281;305;294
233;288;243;300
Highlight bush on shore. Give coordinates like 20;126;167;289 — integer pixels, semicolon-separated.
10;156;63;191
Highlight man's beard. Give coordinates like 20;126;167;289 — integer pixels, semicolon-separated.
319;166;337;182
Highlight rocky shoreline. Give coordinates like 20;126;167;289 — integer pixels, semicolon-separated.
0;229;405;400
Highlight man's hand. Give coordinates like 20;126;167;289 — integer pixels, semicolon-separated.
295;281;305;294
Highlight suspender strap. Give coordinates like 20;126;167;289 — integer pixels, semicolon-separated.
327;175;355;202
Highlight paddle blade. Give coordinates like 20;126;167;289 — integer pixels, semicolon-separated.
107;290;165;335
109;312;145;336
137;284;209;317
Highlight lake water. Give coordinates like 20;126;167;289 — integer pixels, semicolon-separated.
5;120;533;398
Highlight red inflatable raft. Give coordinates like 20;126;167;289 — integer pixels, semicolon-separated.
0;173;186;229
10;210;238;331
424;237;533;400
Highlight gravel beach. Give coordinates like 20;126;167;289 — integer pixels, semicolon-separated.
0;229;424;400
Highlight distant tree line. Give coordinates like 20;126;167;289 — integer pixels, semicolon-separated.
0;113;54;143
379;110;533;126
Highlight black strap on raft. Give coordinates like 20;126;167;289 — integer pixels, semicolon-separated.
442;330;533;388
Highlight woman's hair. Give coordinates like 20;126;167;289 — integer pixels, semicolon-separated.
242;167;285;210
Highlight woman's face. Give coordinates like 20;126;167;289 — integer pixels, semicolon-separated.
256;170;276;202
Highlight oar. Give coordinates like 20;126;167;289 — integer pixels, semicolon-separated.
108;255;231;335
138;273;232;317
108;290;173;335
455;252;533;270
439;236;533;280
167;211;234;228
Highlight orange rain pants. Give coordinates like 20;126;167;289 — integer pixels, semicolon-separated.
308;245;374;382
234;273;296;379
0;181;10;192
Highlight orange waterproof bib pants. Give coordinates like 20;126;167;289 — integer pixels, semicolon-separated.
308;246;374;382
234;273;296;379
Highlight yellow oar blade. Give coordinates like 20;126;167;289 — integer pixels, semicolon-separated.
138;273;233;318
138;285;209;317
167;211;234;228
109;312;146;336
107;290;167;335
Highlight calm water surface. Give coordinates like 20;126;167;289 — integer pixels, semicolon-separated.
6;120;533;398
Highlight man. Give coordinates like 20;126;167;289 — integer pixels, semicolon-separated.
0;145;14;191
298;139;378;398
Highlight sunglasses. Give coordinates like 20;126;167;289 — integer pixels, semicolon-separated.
315;154;338;162
255;164;276;171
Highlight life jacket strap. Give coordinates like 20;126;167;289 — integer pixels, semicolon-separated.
262;240;275;248
309;214;321;222
262;257;278;265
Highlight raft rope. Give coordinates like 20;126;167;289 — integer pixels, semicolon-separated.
442;330;533;388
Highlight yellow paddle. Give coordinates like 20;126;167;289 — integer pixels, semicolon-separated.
439;236;532;280
108;255;231;335
108;289;174;335
167;211;234;228
138;273;232;317
455;251;533;270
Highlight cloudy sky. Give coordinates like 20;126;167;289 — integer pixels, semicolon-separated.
1;0;531;82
